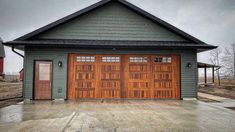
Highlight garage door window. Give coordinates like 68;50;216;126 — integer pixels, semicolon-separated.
129;57;147;63
154;57;171;63
102;56;120;62
77;56;95;62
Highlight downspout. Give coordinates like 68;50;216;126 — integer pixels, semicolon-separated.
11;46;24;99
12;46;24;58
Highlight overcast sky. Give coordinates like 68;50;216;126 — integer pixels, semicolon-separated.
0;0;235;73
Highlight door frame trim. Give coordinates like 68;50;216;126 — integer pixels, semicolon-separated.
33;60;53;100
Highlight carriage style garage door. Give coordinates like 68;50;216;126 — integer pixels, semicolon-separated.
68;54;180;99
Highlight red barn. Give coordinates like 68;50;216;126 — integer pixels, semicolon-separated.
19;69;24;81
0;38;5;77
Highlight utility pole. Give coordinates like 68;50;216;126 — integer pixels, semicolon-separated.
233;44;235;80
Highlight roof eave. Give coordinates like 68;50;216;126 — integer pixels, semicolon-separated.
197;62;220;68
3;40;217;52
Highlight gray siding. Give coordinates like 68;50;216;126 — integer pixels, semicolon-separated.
24;48;197;99
35;2;187;42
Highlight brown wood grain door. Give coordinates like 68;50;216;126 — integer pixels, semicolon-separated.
34;61;52;100
75;55;97;99
68;54;97;99
99;55;121;98
151;55;180;99
125;55;151;98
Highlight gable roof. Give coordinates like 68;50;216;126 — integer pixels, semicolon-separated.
14;0;203;43
4;0;217;51
33;1;188;42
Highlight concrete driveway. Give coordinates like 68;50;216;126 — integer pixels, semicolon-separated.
0;100;235;132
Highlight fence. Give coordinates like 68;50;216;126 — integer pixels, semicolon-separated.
4;75;20;82
0;82;22;100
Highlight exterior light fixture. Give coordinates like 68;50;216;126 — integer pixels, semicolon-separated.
186;62;192;68
58;61;63;68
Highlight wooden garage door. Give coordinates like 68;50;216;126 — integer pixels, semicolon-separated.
68;54;180;99
125;56;151;98
68;54;97;99
151;55;180;99
100;56;121;98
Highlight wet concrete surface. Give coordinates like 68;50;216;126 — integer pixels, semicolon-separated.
0;100;235;132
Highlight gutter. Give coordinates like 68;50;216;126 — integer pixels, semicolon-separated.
12;46;24;58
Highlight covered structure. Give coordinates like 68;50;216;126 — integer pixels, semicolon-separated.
197;62;220;86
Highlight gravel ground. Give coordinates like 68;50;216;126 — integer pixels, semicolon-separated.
198;85;235;99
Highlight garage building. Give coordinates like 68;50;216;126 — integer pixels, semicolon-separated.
4;0;216;100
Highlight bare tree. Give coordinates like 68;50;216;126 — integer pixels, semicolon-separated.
222;43;235;79
210;47;222;86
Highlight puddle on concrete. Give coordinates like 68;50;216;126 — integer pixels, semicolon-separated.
198;97;221;103
0;102;76;123
225;107;235;111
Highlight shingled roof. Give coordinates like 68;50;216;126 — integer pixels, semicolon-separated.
4;0;217;52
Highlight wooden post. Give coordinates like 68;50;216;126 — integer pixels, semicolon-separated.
204;65;207;84
212;67;215;83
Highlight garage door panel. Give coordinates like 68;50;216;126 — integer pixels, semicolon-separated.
129;73;149;80
76;88;95;98
100;89;120;98
76;73;95;80
101;81;120;88
76;81;95;88
153;90;174;98
101;73;120;79
101;65;120;71
74;55;97;99
76;65;95;71
153;65;172;72
154;73;172;80
126;56;151;98
152;55;180;99
128;82;149;88
154;81;172;89
131;90;151;98
100;56;121;98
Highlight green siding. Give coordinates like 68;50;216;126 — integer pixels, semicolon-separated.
24;48;67;99
24;48;197;99
34;2;188;41
181;51;197;98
